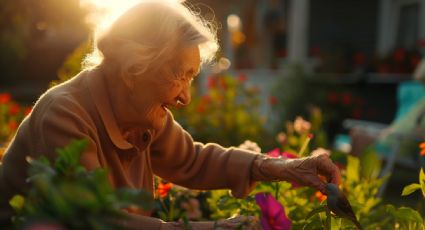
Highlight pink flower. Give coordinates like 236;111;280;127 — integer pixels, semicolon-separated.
294;117;311;134
267;149;299;188
275;132;287;145
255;193;291;230
181;198;202;220
267;148;298;159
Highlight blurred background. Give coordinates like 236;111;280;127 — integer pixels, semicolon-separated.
1;0;425;213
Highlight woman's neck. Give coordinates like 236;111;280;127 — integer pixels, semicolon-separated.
99;65;150;131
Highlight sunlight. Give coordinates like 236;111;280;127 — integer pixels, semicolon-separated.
79;0;148;31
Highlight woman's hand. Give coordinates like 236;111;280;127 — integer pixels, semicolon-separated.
163;216;260;229
251;148;341;194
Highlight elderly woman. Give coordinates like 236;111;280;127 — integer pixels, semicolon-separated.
0;1;341;229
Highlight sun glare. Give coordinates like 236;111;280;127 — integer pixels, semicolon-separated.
80;0;146;31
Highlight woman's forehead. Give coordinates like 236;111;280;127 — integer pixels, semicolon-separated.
178;45;201;71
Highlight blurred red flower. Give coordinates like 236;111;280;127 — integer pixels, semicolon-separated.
419;142;425;156
8;103;20;115
326;92;338;103
353;52;366;66
237;73;247;83
207;76;217;89
8;120;18;131
314;191;327;202
0;93;11;104
342;92;352;105
268;96;278;106
157;182;173;198
393;48;406;63
24;107;32;116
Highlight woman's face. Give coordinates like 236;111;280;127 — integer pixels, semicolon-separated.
131;45;201;130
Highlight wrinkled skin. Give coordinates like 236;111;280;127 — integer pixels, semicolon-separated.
252;148;342;194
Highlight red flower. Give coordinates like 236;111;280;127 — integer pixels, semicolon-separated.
393;48;406;63
0;93;11;104
8;103;20;115
326;92;338;103
310;46;321;57
353;52;366;66
314;191;327;202
207;76;217;89
411;55;421;69
157;182;173;198
218;77;227;89
342;92;352;105
419;142;425;156
268;96;278;106
8;120;17;131
24;107;32;116
196;104;206;113
237;73;247;83
351;108;362;119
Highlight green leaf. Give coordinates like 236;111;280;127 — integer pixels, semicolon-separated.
395;207;424;223
9;195;25;212
401;183;421;196
116;188;154;211
305;205;327;220
54;139;88;173
419;168;425;197
346;156;360;183
360;147;381;179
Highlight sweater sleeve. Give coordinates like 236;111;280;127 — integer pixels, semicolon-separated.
34;94;101;171
150;112;258;198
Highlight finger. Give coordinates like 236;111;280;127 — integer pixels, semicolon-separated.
311;148;331;157
306;175;327;194
317;157;342;185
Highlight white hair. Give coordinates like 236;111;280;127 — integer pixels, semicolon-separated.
83;0;218;76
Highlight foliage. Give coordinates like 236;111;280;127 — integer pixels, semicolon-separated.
0;93;31;159
271;65;370;140
172;73;270;147
402;168;425;198
49;39;93;88
10;139;154;229
207;115;424;230
152;179;205;224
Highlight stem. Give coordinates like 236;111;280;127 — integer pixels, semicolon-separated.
169;197;175;221
275;182;280;198
326;206;331;230
299;134;313;156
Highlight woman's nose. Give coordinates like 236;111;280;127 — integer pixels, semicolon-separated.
176;84;191;107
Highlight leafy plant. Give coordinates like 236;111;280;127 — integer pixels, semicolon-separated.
0;93;31;160
172;73;270;147
207;115;424;229
10;139;154;229
401;168;425;198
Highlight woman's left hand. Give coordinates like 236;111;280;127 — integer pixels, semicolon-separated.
252;148;341;194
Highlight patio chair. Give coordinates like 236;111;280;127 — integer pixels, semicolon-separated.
334;80;425;196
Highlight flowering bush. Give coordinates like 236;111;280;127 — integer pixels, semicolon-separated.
172;73;270;147
207;115;424;229
152;179;205;224
0;93;31;159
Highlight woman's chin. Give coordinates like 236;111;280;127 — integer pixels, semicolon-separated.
151;117;167;131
